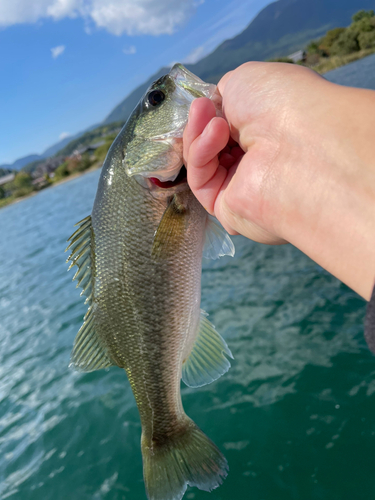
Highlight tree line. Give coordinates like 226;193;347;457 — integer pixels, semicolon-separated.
306;9;375;61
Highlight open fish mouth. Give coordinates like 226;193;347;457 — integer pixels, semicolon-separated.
149;166;187;189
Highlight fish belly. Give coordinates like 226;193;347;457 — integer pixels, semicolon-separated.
91;174;228;500
92;175;205;432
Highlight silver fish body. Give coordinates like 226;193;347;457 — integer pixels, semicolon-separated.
93;164;205;432
67;64;234;500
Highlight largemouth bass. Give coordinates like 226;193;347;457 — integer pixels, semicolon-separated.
66;64;234;500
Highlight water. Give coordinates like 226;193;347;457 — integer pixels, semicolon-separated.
1;55;375;500
324;53;375;89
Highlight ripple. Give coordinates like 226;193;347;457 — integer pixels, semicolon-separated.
0;114;373;500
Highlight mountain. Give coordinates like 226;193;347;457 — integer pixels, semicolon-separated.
0;125;101;173
9;0;375;171
54;122;124;158
0;154;44;171
42;124;101;158
104;0;374;124
191;0;375;82
104;67;170;124
0;167;13;177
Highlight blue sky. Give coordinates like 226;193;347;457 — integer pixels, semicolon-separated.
0;0;270;165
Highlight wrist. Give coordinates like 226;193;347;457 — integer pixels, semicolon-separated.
278;81;375;299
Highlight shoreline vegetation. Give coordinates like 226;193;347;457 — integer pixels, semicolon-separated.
269;9;375;73
0;163;102;210
313;46;375;73
0;130;119;210
1;9;375;211
0;159;103;210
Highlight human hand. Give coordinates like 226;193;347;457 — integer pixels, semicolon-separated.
183;62;375;299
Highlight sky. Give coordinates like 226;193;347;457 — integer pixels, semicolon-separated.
0;0;271;165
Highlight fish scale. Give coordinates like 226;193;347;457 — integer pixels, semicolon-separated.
93;168;205;430
67;63;234;500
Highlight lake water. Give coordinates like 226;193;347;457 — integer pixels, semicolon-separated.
1;54;375;500
324;52;375;89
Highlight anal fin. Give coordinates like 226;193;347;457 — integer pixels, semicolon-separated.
182;310;233;388
70;305;116;372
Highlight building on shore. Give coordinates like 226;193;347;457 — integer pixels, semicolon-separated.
0;173;15;186
287;49;307;63
32;156;66;179
70;141;106;160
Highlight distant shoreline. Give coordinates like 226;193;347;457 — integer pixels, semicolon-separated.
0;164;101;210
2;49;375;212
315;47;375;74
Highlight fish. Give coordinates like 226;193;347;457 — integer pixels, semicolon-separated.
66;63;235;500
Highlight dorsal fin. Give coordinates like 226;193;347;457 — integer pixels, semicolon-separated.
66;216;116;372
66;216;94;301
182;310;233;388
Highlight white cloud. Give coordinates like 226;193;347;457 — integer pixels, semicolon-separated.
59;131;70;140
123;45;136;55
0;0;196;35
47;0;83;19
163;0;270;70
0;0;52;25
51;45;65;58
183;45;205;64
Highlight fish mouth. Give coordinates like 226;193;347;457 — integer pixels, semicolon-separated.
149;166;187;189
169;63;217;100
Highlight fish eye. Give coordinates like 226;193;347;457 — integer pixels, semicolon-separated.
148;90;165;106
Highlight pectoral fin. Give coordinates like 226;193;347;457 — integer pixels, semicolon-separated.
182;310;233;388
152;194;188;259
203;216;235;260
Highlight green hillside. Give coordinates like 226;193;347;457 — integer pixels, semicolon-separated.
55;122;124;158
5;4;375;208
20;0;375;174
105;0;375;123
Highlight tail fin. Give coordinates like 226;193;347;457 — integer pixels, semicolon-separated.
141;418;228;500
